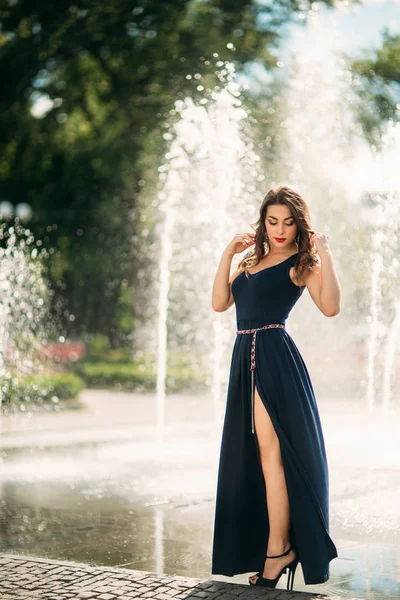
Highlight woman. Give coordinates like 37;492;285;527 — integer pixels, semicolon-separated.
210;185;340;590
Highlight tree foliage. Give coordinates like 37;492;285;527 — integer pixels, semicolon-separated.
351;30;400;146
0;0;337;345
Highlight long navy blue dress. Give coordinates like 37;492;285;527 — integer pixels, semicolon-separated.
211;251;338;585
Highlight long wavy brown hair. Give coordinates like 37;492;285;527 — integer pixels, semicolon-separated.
237;185;319;281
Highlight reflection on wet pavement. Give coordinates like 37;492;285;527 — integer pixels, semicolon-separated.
0;390;399;599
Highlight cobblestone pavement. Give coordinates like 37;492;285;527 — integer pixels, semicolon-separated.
0;555;362;600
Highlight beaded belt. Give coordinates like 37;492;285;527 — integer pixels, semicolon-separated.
236;323;285;433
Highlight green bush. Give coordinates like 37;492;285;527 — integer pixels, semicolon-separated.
85;334;132;363
74;361;207;393
0;371;85;410
84;334;110;362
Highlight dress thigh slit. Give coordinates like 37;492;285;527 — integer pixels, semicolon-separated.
253;373;299;555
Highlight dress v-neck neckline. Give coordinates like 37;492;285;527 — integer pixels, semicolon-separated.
247;252;298;276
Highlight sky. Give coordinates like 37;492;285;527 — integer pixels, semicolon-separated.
283;0;400;58
241;0;400;94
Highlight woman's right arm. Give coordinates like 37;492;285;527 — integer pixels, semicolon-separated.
212;233;255;312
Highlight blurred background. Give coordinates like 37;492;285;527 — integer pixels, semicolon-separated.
0;1;400;599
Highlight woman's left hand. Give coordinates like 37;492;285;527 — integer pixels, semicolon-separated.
310;232;330;254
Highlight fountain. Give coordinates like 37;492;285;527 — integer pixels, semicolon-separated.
0;222;52;412
363;124;400;414
147;49;399;441
151;63;271;441
276;14;400;414
140;24;400;440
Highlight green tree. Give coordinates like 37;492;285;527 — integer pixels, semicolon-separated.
0;0;339;346
351;30;400;146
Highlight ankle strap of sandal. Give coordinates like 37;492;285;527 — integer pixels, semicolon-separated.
266;545;292;559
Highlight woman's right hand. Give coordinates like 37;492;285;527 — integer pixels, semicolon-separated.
225;232;256;256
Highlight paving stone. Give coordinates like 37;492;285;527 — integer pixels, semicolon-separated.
0;554;362;600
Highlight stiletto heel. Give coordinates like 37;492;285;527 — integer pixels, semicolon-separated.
249;544;297;588
286;556;300;591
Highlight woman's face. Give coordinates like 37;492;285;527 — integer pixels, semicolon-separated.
264;204;298;251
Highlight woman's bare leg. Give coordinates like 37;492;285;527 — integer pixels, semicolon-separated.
248;385;296;584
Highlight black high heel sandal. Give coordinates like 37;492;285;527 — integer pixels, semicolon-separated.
249;544;299;590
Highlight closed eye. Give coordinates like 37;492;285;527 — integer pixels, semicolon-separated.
268;220;294;225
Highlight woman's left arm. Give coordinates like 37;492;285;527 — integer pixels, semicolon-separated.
303;233;341;317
